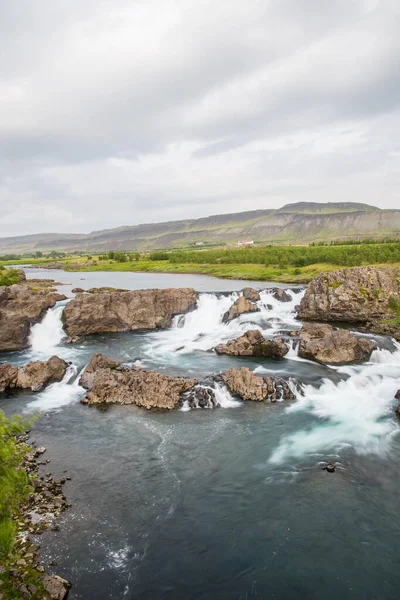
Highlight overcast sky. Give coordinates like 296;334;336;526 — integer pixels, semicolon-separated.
0;0;399;236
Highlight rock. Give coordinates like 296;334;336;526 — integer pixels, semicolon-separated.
0;357;68;393
222;296;260;323
242;287;261;302
325;463;336;473
298;266;400;338
184;385;219;409
80;354;197;409
62;288;197;341
79;353;120;389
71;287;84;293
0;284;66;352
42;574;71;600
395;390;400;401
17;356;68;392
0;363;18;392
215;330;289;358
298;323;376;365
222;367;298;402
272;289;292;303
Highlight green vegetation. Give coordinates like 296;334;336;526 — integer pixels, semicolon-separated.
2;239;400;283
0;264;21;286
389;296;400;326
0;411;31;557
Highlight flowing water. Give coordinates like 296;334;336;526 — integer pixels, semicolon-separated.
2;269;400;599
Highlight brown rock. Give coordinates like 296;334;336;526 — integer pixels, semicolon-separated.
42;574;71;600
298;323;376;365
273;288;292;303
215;330;289;358
79;353;120;389
0;362;18;392
71;287;84;293
80;354;197;409
242;287;261;302
298;266;400;338
62;288;197;341
0;284;66;352
222;296;260;323
0;357;68;393
222;367;298;402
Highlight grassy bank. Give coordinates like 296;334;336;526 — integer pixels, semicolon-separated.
3;240;400;283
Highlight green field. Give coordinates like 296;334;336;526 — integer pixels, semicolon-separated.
2;240;400;284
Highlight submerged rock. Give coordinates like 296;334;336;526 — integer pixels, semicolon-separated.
184;385;219;409
215;330;289;358
272;288;292;303
0;284;66;352
222;296;260;323
222;367;299;402
298;266;400;338
298;323;376;365
80;354;197;409
0;356;68;393
62;287;197;341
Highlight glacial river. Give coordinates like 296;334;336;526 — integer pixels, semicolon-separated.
1;268;400;599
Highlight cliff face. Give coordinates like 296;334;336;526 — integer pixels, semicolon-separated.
0;202;398;253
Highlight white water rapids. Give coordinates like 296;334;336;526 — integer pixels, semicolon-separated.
20;288;400;461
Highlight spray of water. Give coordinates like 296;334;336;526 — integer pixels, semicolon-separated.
25;364;85;413
270;342;400;464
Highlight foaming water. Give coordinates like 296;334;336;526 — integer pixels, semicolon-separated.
270;344;400;464
144;289;304;364
25;364;85;413
180;383;241;411
29;301;68;357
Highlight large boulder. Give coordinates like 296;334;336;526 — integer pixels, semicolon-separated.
222;296;260;324
298;323;376;365
242;287;261;302
80;354;197;409
62;288;197;341
0;284;66;352
215;330;289;358
298;267;400;338
272;288;292;303
222;367;298;402
0;356;68;393
42;574;71;600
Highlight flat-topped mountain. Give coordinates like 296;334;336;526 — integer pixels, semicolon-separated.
0;202;398;253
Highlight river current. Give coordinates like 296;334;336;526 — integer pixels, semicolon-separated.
2;268;400;599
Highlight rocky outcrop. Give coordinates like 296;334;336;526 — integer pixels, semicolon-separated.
43;574;71;600
80;354;197;409
0;284;66;352
222;296;259;323
215;330;289;358
0;356;68;393
222;367;299;402
273;289;292;303
298;267;400;338
242;287;261;302
71;287;85;293
298;323;376;365
62;288;197;341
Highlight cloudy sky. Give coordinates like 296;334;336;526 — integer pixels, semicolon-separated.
0;0;399;236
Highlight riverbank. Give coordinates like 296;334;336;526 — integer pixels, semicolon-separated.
0;412;71;599
5;255;400;284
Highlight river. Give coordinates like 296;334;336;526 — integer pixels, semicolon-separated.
1;268;400;599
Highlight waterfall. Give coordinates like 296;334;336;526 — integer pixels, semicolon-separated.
29;301;68;356
144;288;304;362
25;363;85;413
270;342;400;464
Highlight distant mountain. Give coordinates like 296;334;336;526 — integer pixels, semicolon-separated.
1;202;399;254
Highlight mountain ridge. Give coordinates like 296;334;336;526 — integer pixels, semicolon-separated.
0;202;398;254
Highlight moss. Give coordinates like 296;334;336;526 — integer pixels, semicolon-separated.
328;281;344;289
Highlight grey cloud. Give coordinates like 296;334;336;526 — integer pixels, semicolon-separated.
0;0;399;235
